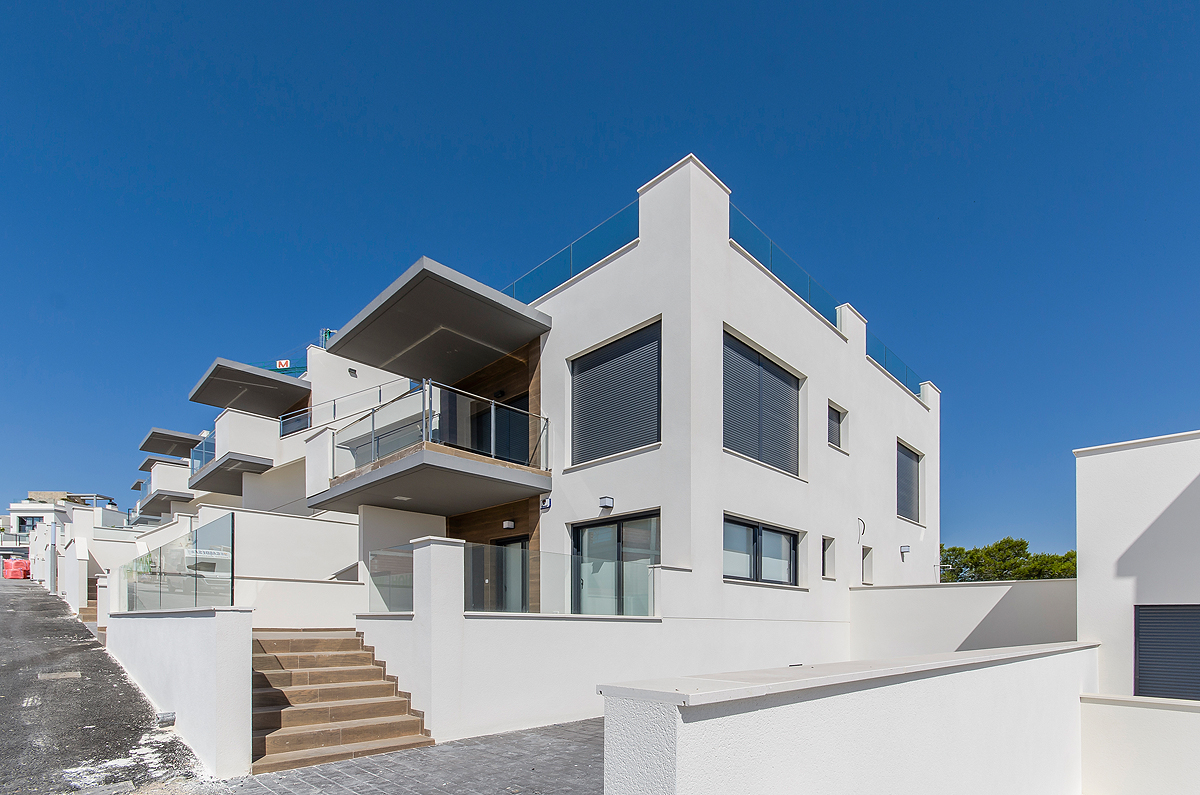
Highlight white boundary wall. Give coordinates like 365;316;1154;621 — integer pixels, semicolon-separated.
850;579;1076;658
1081;694;1200;795
600;643;1098;795
106;607;253;778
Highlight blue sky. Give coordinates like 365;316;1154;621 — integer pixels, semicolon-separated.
2;1;1196;553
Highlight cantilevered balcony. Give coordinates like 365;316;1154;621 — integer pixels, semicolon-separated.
187;409;278;496
189;358;311;418
308;380;551;516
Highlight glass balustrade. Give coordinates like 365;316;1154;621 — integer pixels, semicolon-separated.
279;376;415;437
190;430;216;474
368;547;414;612
332;381;550;478
730;203;924;396
502;199;639;304
117;512;234;612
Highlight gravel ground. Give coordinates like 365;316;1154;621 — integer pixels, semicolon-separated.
0;579;201;794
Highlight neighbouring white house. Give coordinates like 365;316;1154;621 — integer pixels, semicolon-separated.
82;155;1082;779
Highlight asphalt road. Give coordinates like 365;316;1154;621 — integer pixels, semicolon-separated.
0;579;198;794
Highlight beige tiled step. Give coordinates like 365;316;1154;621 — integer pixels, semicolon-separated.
253;665;384;689
253;680;397;708
254;635;362;654
253;695;412;731
251;733;435;775
252;651;375;671
253;713;423;756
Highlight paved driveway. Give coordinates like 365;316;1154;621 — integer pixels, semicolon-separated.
228;719;603;795
0;579;198;794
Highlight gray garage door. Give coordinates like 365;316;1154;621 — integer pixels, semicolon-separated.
1135;604;1200;700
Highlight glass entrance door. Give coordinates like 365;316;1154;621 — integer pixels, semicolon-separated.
572;514;660;615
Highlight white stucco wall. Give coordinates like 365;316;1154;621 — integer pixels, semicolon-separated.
601;643;1098;795
106;607;253;778
850;578;1077;658
1081;693;1200;795
242;459;309;516
1075;429;1200;695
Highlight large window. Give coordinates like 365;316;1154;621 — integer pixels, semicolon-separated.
723;517;799;586
572;513;661;615
723;333;800;475
897;442;921;522
571;322;661;465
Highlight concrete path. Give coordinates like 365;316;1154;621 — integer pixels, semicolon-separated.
0;579;199;794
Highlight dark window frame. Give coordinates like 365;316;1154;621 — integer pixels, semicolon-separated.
722;516;800;586
723;332;801;475
571;511;662;615
571;322;662;466
828;405;844;448
897;441;921;522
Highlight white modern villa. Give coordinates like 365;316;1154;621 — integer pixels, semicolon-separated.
11;156;1193;792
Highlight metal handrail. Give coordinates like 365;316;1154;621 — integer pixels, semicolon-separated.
279;376;416;437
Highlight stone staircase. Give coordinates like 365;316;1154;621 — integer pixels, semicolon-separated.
251;629;433;774
77;599;97;622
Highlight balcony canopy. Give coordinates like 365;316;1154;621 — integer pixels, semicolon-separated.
138;454;185;473
327;257;552;384
188;451;273;496
138;489;193;517
139;428;203;457
307;444;551;517
189;358;312;418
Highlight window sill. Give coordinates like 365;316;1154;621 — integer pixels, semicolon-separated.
564;442;662;473
722;448;807;482
897;515;926;529
723;577;808;593
828;443;849;456
821;576;836;582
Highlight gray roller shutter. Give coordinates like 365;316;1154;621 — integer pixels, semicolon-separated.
897;442;920;521
723;333;799;475
571;322;661;465
828;406;842;448
1136;605;1200;700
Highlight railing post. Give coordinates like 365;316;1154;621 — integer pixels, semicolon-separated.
490;401;496;458
371;407;377;462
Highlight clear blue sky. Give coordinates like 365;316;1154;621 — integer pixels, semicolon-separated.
2;2;1196;554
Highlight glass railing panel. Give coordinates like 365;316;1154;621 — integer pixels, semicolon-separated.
279;410;311;437
570;201;638;278
157;532;196;609
866;331;921;396
116;512;235;612
333;411;376;475
464;542;530;613
429;386;493;457
511;247;571;305
729;205;772;270
192;512;234;607
368;548;413;612
190;432;216;474
370;390;424;460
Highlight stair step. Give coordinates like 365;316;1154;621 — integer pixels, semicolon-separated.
253;679;397;707
252;733;435;774
253;665;384;689
253;713;423;756
254;636;362;653
253;651;374;671
253;695;412;731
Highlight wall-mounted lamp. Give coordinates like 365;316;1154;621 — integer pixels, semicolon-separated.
599;496;615;510
348;368;358;377
502;520;515;530
540;497;552;511
900;545;911;561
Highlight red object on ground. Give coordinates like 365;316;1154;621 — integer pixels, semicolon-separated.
2;559;29;578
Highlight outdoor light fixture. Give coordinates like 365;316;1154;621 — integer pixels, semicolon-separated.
348;368;358;377
599;496;615;510
900;545;910;561
394;496;412;502
502;520;515;530
540;497;552;511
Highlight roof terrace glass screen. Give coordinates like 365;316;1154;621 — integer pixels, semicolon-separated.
571;322;662;465
723;333;800;475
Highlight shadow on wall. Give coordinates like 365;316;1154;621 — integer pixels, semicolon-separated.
1116;472;1200;604
956;581;1077;651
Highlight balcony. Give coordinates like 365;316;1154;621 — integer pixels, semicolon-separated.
189;358;312;418
139;428;203;458
308;380;551;516
132;456;194;523
187;410;278;496
325;257;551;384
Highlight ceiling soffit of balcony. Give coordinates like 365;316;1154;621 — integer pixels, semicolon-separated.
306;446;551;517
326;257;553;384
187;451;273;496
140;428;203;457
139;454;186;473
140;489;194;517
189;359;312;418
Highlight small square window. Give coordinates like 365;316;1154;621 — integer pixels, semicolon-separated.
821;536;835;579
723;518;800;586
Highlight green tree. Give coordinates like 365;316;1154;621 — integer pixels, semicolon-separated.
940;537;1076;582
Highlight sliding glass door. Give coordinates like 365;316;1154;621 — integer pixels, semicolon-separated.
572;513;660;616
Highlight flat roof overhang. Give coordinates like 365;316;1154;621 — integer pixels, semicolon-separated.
139;454;186;473
187;451;273;496
326;257;552;384
139;489;193;517
307;442;552;516
140;428;203;457
189;358;311;418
